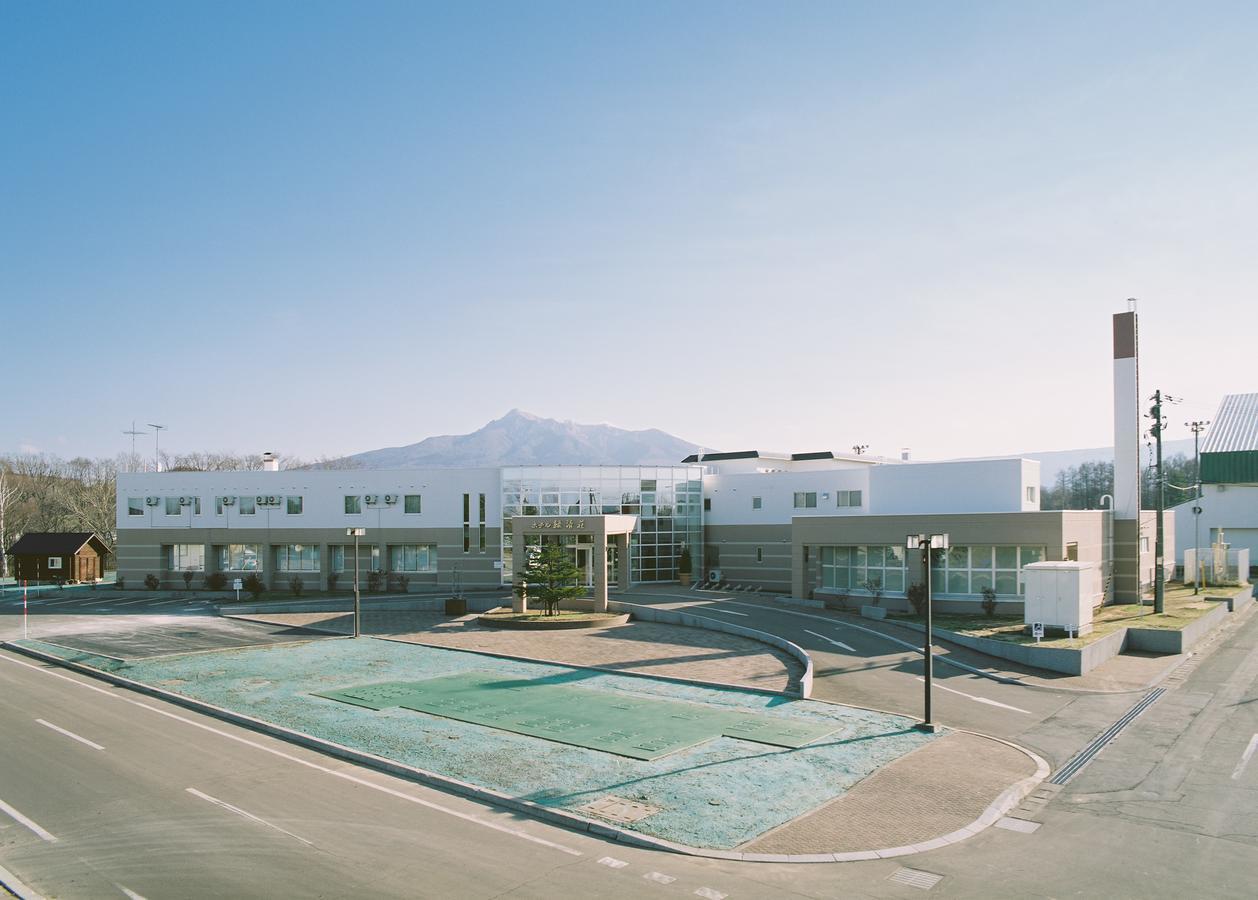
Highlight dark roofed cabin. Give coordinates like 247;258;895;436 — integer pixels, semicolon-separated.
6;532;110;584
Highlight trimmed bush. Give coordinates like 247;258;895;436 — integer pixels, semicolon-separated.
907;582;928;616
205;572;226;591
243;572;265;600
981;586;998;617
144;573;160;591
182;570;195;591
327;572;339;592
288;576;304;597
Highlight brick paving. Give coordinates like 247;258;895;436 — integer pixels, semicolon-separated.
229;609;802;693
739;731;1036;854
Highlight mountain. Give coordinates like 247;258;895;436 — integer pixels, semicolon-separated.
344;410;704;468
1023;438;1197;485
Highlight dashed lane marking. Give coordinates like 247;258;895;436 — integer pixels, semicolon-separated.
597;857;629;869
186;788;314;846
643;872;677;885
0;796;58;843
803;629;856;653
914;677;1032;714
36;718;105;751
117;885;148;900
695;888;728;900
1231;733;1258;780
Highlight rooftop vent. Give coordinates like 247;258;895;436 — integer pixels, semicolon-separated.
901;448;911;461
262;451;279;472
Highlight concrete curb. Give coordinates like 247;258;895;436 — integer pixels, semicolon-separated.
0;862;44;900
1;639;1048;865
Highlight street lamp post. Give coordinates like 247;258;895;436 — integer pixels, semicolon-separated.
906;532;949;733
347;527;366;637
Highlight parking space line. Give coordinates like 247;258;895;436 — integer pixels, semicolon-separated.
914;677;1032;714
1231;733;1258;780
36;718;105;751
0;796;58;843
643;872;676;885
186;788;314;846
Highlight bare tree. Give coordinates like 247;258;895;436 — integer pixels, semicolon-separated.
0;459;22;578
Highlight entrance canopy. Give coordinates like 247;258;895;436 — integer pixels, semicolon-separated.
509;515;637;612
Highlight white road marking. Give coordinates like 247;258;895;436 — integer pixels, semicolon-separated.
41;597;97;607
114;598;159;607
37;718;105;751
0;653;583;857
914;677;1032;714
0;796;58;843
697;607;748;617
597;856;629;868
803;629;857;653
643;872;676;884
186;788;314;846
151;597;200;606
1231;733;1258;780
117;885;148;900
695;888;728;900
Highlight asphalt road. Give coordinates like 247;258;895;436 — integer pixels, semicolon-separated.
2;588;1256;897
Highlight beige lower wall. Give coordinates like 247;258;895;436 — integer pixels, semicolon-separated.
115;526;503;592
702;524;792;592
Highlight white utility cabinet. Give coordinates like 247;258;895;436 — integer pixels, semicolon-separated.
1022;561;1102;636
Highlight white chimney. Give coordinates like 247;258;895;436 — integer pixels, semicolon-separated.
900;448;911;461
262;451;279;472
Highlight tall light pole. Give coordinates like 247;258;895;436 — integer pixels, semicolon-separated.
147;423;165;472
1187;420;1209;594
347;527;365;637
906;532;949;733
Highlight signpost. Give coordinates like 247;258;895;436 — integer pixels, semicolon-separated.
23;579;28;640
1032;622;1045;643
232;578;243;603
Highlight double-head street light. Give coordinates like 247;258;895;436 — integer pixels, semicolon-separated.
347;527;366;637
906;532;949;733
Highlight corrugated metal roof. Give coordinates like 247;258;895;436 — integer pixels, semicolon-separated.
1202;393;1258;454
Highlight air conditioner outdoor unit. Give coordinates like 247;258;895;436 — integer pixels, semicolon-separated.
365;495;380;505
256;496;266;505
180;496;192;505
221;497;236;506
268;495;278;505
145;497;160;506
384;494;398;504
708;568;722;582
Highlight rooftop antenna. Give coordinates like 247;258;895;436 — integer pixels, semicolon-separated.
852;444;869;456
147;423;165;472
123;421;147;472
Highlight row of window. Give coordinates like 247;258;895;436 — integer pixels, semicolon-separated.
165;543;438;573
131;495;427;517
791;491;862;509
818;544;1048;596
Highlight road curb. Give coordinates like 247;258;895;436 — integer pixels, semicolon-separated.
1;639;1048;864
0;861;44;900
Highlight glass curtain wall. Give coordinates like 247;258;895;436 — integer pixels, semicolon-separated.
500;466;704;585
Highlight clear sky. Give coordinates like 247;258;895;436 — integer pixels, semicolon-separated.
2;1;1254;462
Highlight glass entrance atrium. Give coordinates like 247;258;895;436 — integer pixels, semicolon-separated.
500;465;704;584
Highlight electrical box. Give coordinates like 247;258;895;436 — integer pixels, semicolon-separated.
1022;561;1102;636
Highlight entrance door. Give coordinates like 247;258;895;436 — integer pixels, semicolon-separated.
573;547;593;587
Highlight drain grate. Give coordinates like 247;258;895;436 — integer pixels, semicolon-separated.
888;868;943;890
1049;688;1166;785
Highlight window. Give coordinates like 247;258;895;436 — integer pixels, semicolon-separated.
821;545;906;593
276;544;319;572
463;493;471;553
170;544;205;571
793;492;817;509
219;544;261;571
752;496;762;510
165;497;181;515
331;545;379;573
1026;486;1037;502
287;496;303;515
836;490;862;508
390;544;438;573
238;496;256;516
703;498;711;511
404;494;422;514
345;495;361;515
931;545;1046;596
479;492;486;551
127;497;144;516
1140;536;1150;553
756;547;763;563
47;557;62;569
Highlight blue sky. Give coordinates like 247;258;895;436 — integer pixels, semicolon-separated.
2;1;1254;461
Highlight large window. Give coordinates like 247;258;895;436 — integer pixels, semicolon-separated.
170;544;205;571
404;494;422;514
128;497;144;516
836;490;862;508
276;544;319;572
219;544;261;571
165;497;182;515
286;496;303;515
344;495;361;514
238;496;256;515
752;496;762;510
821;545;906;593
793;492;817;509
390;544;438;573
931;545;1046;596
331;545;380;573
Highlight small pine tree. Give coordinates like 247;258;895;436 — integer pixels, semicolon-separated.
521;543;587;616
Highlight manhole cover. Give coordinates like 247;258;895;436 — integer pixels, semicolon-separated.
578;795;661;824
888;868;943;890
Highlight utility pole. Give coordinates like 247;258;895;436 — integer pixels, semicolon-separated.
1187;419;1209;594
1148;391;1170;614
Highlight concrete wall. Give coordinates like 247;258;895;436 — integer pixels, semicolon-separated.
868;458;1039;515
702;524;792;591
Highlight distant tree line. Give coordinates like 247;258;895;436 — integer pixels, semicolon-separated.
0;450;357;577
1039;453;1199;511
